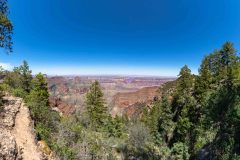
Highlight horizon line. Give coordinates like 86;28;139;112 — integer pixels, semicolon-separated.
44;74;178;78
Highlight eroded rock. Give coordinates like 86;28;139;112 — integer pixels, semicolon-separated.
0;96;22;160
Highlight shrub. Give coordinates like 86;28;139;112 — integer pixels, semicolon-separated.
13;87;27;98
171;142;190;160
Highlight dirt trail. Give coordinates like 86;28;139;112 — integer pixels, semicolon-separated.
12;101;42;160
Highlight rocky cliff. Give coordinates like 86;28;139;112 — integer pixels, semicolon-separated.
0;96;43;160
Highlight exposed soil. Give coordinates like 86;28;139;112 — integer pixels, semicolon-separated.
12;100;42;160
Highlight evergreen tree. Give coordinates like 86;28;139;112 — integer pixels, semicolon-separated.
0;0;12;114
86;81;108;129
106;115;125;138
220;42;237;67
171;142;190;160
26;73;59;143
0;0;13;52
17;60;33;92
3;61;32;98
195;56;213;100
196;43;240;159
158;97;175;145
176;65;193;93
27;73;50;123
144;102;160;136
172;65;194;122
171;65;196;149
206;42;238;85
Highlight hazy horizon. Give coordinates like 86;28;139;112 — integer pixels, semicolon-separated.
0;62;191;77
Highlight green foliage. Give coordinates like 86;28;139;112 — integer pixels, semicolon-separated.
125;122;156;159
12;87;27;98
106;115;125;138
16;60;33;92
171;142;190;160
86;81;108;130
52;81;127;159
53;116;83;159
194;56;213;101
0;0;13;52
35;123;52;144
26;73;60;144
4;71;23;89
3;61;32;97
0;67;5;111
141;102;160;136
53;143;75;160
177;65;194;93
139;42;240;159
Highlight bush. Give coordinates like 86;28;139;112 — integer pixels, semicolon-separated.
124;122;154;159
36;123;52;142
13;88;27;98
0;83;12;93
171;142;190;160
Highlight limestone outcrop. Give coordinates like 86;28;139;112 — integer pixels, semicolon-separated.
0;96;43;160
0;97;22;160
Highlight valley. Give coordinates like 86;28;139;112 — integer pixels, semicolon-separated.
47;76;175;116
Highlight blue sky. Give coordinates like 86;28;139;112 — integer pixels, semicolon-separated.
0;0;240;76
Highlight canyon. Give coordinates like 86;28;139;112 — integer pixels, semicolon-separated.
47;76;175;116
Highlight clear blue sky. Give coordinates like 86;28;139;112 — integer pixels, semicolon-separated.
0;0;240;76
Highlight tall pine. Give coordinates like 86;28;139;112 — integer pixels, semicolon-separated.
171;65;196;147
86;81;108;129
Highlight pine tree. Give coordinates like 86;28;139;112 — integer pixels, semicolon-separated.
171;66;196;146
26;73;59;143
0;0;12;112
206;42;238;85
172;65;194;121
27;73;50;122
195;56;213;99
86;81;108;129
176;65;193;93
0;0;13;52
146;103;160;136
201;42;240;159
159;97;175;144
3;61;32;98
220;42;237;67
19;60;33;92
106;115;125;138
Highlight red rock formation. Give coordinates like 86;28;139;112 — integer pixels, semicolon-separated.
111;86;160;116
49;97;76;115
57;84;69;94
74;88;89;95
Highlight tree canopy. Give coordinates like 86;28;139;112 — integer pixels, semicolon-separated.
0;0;13;52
